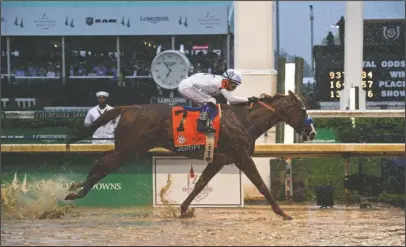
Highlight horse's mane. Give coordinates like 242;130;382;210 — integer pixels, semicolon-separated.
257;92;304;103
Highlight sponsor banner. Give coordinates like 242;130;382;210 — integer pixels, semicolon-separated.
0;127;114;144
303;127;339;144
34;111;87;119
1;127;74;144
1;1;228;36
0;154;153;206
192;44;209;50
1;109;89;120
1;134;67;139
150;97;192;106
153;156;243;207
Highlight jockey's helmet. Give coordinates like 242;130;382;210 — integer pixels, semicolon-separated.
223;69;242;86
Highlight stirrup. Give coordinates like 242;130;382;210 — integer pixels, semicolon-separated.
206;128;216;134
197;119;209;132
197;119;215;133
199;111;209;121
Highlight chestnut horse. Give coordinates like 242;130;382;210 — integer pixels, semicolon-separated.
65;91;316;220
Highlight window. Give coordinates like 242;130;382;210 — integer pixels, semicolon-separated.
10;36;62;78
120;36;171;78
65;36;117;78
120;36;171;101
175;35;227;75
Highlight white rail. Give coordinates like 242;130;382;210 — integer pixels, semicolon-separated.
307;110;404;118
1;143;404;157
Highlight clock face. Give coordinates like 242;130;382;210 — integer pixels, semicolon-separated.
151;50;191;90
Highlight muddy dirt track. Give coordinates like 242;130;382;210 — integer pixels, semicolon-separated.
1;204;405;246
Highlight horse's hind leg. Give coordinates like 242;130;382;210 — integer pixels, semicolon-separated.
235;155;293;220
64;149;127;200
180;163;223;217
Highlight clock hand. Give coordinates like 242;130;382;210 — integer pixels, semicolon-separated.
164;62;171;70
164;62;172;78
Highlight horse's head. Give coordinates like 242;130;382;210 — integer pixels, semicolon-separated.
256;91;316;141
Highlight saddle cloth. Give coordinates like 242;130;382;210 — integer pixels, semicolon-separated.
172;105;221;150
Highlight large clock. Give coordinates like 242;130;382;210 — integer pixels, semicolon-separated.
151;50;191;90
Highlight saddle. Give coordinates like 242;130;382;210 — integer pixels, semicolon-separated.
171;105;222;163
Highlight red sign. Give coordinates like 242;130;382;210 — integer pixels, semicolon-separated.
192;44;209;50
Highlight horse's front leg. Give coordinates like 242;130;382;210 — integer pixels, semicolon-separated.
65;149;126;200
67;150;116;192
235;154;293;220
180;162;224;218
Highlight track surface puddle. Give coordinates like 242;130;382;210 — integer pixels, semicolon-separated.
1;204;405;246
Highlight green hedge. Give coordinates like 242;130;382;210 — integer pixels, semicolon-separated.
313;118;404;143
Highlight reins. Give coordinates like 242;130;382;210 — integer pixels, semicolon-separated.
249;100;287;122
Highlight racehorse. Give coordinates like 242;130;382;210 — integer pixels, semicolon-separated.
65;91;316;220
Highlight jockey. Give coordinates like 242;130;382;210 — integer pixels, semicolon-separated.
178;69;258;132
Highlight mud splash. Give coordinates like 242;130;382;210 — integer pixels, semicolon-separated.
1;176;74;220
159;173;195;218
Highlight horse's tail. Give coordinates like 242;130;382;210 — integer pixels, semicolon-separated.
67;106;129;144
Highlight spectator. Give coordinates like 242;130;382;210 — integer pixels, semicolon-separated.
46;65;56;77
93;62;108;76
77;62;87;76
15;66;25;76
38;63;47;76
84;91;116;144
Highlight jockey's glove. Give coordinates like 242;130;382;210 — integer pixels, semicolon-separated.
248;96;259;102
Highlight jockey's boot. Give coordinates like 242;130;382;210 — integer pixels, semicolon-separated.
197;103;215;133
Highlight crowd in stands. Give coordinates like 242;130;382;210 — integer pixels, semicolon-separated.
1;36;229;111
13;59;62;78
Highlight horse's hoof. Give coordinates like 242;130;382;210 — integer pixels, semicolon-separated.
283;215;293;221
68;183;80;191
180;208;195;218
64;192;78;201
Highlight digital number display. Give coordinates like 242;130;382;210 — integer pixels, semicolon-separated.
328;70;374;99
313;45;405;102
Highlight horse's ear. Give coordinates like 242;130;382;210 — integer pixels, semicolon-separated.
259;93;273;102
288;90;299;102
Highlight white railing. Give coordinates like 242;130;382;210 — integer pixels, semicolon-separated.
307;110;404;118
1;143;403;157
14;76;61;79
1;98;36;109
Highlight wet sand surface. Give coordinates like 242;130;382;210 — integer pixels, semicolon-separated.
1;204;405;246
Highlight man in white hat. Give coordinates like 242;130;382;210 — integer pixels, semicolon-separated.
84;91;117;144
